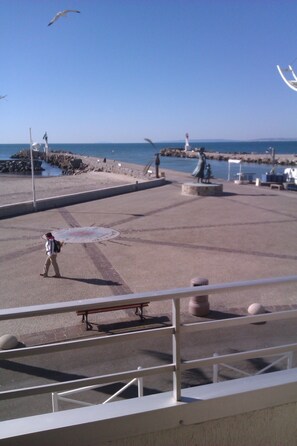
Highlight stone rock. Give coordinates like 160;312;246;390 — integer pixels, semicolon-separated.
248;303;266;315
0;334;19;350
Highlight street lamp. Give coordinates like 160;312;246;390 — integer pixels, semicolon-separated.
266;147;276;174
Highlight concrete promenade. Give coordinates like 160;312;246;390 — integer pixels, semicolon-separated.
0;167;297;339
1;168;297;419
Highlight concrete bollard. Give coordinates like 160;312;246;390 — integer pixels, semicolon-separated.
188;277;210;317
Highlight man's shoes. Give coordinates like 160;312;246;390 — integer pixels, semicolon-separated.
40;273;48;277
53;275;61;278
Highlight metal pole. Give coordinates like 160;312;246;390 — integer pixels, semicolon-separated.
29;128;37;210
137;366;143;397
172;298;181;401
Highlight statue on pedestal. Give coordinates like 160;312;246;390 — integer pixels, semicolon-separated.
192;148;206;183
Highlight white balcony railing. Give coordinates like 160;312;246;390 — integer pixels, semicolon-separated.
0;275;297;415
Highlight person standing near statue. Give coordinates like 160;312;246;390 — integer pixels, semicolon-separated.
192;148;206;183
40;232;62;278
205;163;212;183
155;153;160;178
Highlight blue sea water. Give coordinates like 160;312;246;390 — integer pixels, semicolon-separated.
0;141;296;180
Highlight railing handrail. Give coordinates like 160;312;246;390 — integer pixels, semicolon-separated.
0;275;297;409
0;275;296;320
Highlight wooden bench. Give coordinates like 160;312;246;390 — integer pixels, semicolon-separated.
77;302;149;330
270;183;284;190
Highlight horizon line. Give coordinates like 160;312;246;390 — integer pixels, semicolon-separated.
1;138;297;145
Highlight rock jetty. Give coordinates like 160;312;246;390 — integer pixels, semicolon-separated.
4;149;148;179
0;158;43;174
160;148;297;166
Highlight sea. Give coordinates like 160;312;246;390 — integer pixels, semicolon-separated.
0;141;296;180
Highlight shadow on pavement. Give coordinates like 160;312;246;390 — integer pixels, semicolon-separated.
59;276;121;286
89;315;171;334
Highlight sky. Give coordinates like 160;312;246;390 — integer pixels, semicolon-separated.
1;0;297;143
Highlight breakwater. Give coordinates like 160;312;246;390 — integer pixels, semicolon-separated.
4;150;148;179
160;148;297;166
0;158;43;174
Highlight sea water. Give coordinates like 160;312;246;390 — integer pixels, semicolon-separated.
0;141;296;180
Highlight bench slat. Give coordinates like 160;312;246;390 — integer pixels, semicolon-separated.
76;303;149;331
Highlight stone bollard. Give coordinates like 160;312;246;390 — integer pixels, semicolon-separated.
188;277;210;317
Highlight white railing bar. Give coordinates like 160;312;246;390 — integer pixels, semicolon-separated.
287;351;294;369
254;355;289;375
213;353;219;382
181;308;297;333
213;353;291;382
180;343;297;371
137;366;144;397
2;308;297;362
172;298;181;401
57;380;121;396
217;363;252;377
1;309;296;363
0;364;175;401
0;275;296;320
0;326;174;360
55;368;144;411
54;377;140;411
51;392;58;412
58;377;138;400
102;378;137;404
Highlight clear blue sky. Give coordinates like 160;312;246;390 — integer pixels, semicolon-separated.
1;0;297;143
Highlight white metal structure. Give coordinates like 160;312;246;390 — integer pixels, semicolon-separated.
227;158;241;181
0;275;296;407
284;167;297;184
0;275;297;444
277;65;297;91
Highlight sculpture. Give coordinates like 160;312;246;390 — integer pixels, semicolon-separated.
192;148;206;183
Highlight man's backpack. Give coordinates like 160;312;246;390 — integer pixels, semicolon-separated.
54;240;61;253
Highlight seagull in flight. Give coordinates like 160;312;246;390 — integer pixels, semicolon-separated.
0;95;7;100
48;10;80;26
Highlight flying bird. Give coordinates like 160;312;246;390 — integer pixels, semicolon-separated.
48;10;80;26
0;95;7;100
144;138;157;149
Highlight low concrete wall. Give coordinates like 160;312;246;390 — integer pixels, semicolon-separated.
0;178;166;220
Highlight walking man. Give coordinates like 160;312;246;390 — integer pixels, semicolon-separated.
40;232;61;278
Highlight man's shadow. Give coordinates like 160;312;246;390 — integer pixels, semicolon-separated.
60;277;121;286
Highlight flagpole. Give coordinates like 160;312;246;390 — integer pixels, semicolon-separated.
29;128;37;210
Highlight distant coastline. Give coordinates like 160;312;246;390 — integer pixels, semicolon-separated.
1;141;297;180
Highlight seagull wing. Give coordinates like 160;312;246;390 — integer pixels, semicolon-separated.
48;10;80;26
48;12;62;26
144;138;157;149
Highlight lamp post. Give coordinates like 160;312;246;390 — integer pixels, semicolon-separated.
266;147;276;174
29;128;37;210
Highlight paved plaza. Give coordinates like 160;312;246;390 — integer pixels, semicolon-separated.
0;169;297;419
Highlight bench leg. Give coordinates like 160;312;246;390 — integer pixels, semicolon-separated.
81;313;93;330
135;305;145;320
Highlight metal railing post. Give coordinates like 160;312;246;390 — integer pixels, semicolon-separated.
287;351;293;369
51;392;59;412
213;353;219;383
137;366;143;397
172;298;181;401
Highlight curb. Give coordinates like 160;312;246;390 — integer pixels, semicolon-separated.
0;178;166;220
